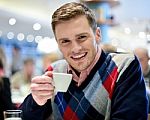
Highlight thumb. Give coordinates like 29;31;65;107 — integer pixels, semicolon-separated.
45;65;53;77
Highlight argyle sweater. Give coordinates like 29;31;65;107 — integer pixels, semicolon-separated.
20;51;148;120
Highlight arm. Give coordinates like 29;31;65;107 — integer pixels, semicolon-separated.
111;56;148;120
19;94;52;120
19;69;54;120
2;77;13;110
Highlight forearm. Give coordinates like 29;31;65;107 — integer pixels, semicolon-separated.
19;94;52;120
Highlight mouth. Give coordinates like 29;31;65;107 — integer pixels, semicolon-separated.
71;52;87;60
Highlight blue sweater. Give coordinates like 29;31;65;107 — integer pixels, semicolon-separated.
20;51;148;120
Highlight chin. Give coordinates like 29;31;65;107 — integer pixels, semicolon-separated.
77;64;89;72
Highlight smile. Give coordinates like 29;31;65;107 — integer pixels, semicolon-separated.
71;52;87;60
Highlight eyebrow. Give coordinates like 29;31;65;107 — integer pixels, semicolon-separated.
57;32;89;41
58;38;69;41
75;32;88;37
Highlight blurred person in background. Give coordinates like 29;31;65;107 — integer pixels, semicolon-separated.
0;47;6;72
42;52;61;73
20;2;148;120
11;44;22;75
11;58;35;100
0;48;13;120
101;43;127;53
134;47;150;87
101;43;117;53
134;47;150;113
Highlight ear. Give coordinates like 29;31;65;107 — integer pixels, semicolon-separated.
95;27;101;44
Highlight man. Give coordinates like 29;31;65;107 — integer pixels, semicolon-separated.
134;47;150;87
11;44;22;75
0;54;14;119
20;2;148;120
11;58;35;99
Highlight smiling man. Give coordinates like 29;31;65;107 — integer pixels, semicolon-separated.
20;2;148;120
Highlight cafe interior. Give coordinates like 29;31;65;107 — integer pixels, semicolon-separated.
0;0;150;119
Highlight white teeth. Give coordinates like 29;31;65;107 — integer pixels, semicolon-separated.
72;53;86;59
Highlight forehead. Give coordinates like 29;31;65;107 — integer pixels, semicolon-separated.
55;15;91;37
55;15;89;28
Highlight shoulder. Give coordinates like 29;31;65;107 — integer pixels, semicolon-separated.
108;52;137;72
110;52;135;63
11;71;23;82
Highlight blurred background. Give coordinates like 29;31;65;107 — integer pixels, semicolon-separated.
0;0;150;76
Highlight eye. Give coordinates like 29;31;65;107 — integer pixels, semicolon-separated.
77;35;87;41
61;39;69;43
59;39;70;46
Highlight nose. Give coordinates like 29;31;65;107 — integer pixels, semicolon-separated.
71;41;82;54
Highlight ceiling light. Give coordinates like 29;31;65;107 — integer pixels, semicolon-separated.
35;36;42;43
7;32;14;39
26;34;34;42
33;23;41;31
9;18;16;25
17;33;25;41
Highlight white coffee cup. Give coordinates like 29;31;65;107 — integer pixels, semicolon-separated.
53;72;72;92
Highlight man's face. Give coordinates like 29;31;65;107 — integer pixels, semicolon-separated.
55;15;100;72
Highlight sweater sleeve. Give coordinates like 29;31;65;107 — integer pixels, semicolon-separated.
110;56;148;120
2;77;13;110
19;94;52;120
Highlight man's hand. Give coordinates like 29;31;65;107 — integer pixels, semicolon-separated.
31;71;55;106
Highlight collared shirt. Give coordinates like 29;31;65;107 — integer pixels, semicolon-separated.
68;47;101;86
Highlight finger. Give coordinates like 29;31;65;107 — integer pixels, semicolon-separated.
44;71;53;78
46;65;53;71
32;90;54;97
31;83;55;91
31;75;53;84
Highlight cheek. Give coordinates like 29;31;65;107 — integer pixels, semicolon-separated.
86;38;97;48
59;47;68;56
